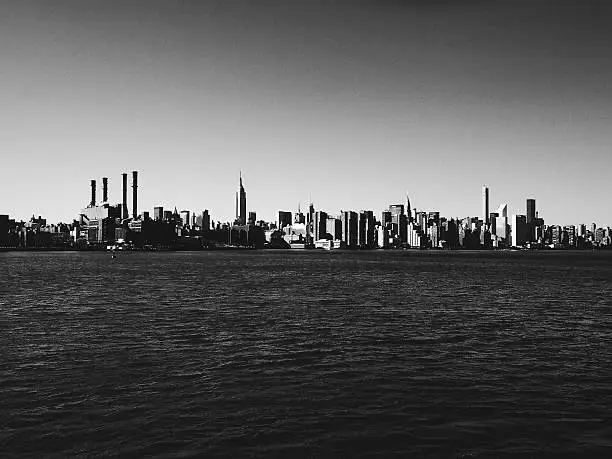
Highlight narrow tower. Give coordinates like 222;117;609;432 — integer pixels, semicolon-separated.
90;180;96;207
122;173;128;219
482;185;490;226
237;171;247;225
102;177;108;203
132;171;138;219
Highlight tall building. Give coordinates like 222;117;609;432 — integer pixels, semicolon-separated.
405;194;412;223
482;186;489;226
0;214;9;246
388;204;406;244
248;211;257;225
278;211;292;230
154;206;164;221
526;199;536;224
341;211;359;248
313;211;328;240
235;172;247;225
326;217;342;240
511;214;528;247
202;210;210;230
358;211;375;248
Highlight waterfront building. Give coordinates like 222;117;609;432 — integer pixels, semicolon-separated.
511;214;528;247
326;217;342;241
378;224;390;248
341;211;359;248
358;211;375;248
0;214;9;246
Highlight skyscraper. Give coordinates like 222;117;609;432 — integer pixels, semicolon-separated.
278;211;292;229
341;211;359;248
482;185;489;226
235;172;247;225
526;199;536;224
405;194;412;223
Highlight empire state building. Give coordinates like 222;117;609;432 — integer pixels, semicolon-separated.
235;172;247;225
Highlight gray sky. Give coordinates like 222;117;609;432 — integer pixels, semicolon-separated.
1;0;611;226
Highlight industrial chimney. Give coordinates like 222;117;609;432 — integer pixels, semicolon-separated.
102;177;108;203
122;173;128;219
90;180;96;207
132;171;138;219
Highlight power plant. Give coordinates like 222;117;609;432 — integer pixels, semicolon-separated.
79;171;140;243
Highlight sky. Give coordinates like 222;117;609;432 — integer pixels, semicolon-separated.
1;0;611;226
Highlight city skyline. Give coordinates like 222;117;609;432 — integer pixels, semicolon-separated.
1;1;611;224
1;169;611;230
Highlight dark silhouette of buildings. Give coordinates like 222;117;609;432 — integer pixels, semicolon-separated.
235;172;247;225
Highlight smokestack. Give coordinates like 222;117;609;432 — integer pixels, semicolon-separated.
122;173;128;219
90;180;96;207
102;177;108;203
132;171;138;219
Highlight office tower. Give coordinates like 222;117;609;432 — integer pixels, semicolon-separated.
163;210;172;221
526;199;536;224
314;211;328;240
482;186;489;226
122;173;129;219
180;210;190;227
388;204;406;243
511;214;528;247
381;211;392;226
341;211;359;248
202;210;210;231
359;211;375;248
278;211;292;230
235;172;247;225
326;217;342;240
154;206;164;221
248;211;256;225
132;171;138;219
306;202;315;242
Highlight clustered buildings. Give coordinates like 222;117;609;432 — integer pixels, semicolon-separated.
1;175;611;251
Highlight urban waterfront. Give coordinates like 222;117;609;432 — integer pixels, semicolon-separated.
2;250;611;458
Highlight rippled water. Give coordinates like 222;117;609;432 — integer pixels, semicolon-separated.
1;250;612;458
